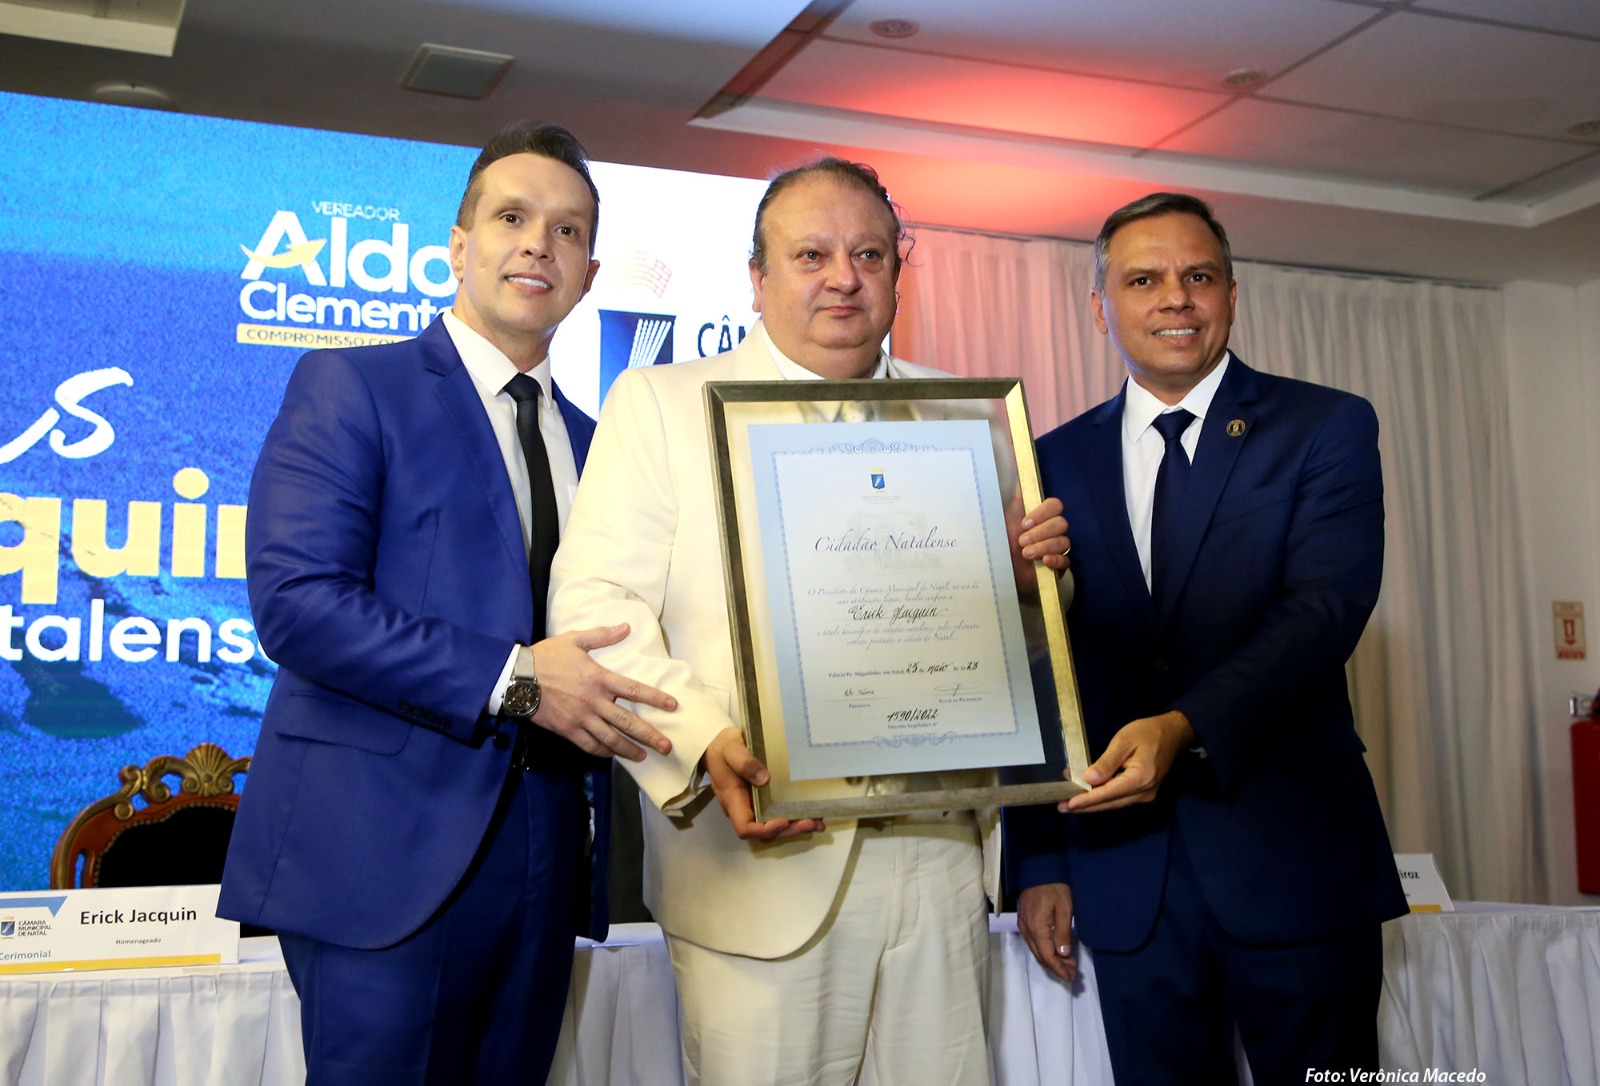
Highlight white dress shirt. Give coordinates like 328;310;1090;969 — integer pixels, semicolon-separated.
1121;352;1232;593
765;327;889;423
443;309;579;541
766;329;889;384
442;309;580;709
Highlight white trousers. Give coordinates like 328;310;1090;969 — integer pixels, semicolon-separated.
665;815;991;1086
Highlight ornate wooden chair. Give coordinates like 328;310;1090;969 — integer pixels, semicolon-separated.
50;742;251;891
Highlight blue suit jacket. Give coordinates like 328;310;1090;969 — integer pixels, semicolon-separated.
219;316;607;948
1008;356;1405;951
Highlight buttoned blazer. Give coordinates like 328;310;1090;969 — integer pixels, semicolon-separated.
1007;356;1406;951
219;316;605;949
549;326;1000;959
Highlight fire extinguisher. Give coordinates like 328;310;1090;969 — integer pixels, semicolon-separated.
1576;689;1600;895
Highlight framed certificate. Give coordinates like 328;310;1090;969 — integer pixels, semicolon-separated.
706;377;1089;820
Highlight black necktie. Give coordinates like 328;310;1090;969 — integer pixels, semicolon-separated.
504;373;560;639
1149;408;1195;607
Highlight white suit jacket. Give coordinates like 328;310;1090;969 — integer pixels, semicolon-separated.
548;323;1001;958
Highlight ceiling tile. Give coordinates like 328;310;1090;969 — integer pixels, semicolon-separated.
1266;8;1600;138
196;0;811;104
1163;96;1589;194
827;0;1378;91
757;38;1227;146
1411;0;1600;39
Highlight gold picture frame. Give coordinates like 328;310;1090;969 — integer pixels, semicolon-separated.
706;376;1089;820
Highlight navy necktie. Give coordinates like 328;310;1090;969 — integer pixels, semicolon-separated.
504;374;560;639
1149;408;1196;606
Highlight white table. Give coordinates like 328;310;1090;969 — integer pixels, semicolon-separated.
0;942;302;1086
4;907;1597;1085
1379;903;1600;1085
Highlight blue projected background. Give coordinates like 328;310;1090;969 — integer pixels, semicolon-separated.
0;90;765;891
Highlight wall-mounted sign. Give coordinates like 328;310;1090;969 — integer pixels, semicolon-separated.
1554;600;1587;661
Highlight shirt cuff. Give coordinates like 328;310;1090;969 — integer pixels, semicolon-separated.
485;644;522;716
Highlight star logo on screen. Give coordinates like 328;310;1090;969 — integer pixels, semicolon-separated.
238;238;327;270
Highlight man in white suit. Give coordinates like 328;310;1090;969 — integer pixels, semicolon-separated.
549;159;1068;1085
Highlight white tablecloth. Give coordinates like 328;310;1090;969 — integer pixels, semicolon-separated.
0;944;302;1086
550;917;1113;1086
4;906;1598;1085
1379;903;1600;1086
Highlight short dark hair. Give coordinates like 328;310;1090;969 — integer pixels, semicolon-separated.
1093;192;1233;292
456;120;600;253
749;157;909;277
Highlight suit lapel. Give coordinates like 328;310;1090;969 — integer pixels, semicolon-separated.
1083;392;1157;624
1155;358;1260;627
420;320;531;611
734;326;785;380
722;328;813;425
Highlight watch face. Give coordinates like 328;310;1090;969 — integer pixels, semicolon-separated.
503;679;540;717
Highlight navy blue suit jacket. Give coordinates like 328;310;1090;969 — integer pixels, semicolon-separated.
219;316;607;948
1008;356;1405;952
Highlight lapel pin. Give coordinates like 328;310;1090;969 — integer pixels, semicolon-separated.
1226;419;1246;437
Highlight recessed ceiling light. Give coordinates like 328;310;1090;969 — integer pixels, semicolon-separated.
90;81;177;110
1221;68;1266;89
1566;119;1600;138
869;18;919;39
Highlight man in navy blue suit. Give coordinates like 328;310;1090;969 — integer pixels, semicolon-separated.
1008;193;1406;1084
219;121;675;1085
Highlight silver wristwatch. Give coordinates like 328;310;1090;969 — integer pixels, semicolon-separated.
500;648;542;719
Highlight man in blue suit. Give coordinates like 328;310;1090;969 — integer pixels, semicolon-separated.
219;121;675;1085
1008;193;1406;1084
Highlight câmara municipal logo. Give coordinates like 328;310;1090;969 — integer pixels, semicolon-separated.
598;309;676;402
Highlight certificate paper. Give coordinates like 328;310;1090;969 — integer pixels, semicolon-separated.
748;419;1046;780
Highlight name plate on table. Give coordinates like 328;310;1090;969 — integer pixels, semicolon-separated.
1394;853;1455;912
706;377;1089;821
0;884;238;974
